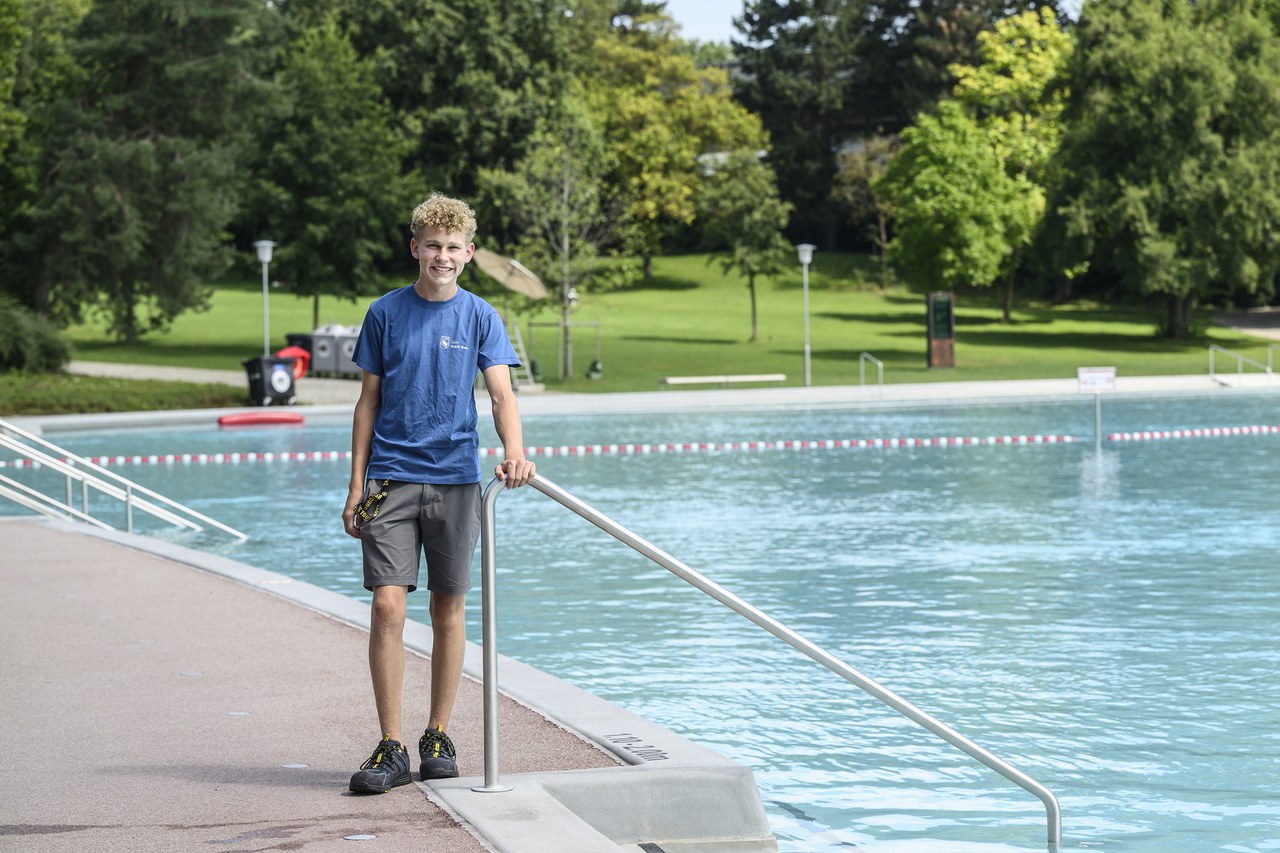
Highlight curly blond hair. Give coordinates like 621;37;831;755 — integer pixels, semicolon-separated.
410;193;477;241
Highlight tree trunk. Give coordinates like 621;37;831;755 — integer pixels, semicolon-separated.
312;294;320;331
748;276;758;342
1166;295;1193;339
643;254;653;280
1003;267;1015;324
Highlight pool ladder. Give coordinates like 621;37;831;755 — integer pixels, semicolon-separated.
475;473;1062;847
0;416;246;541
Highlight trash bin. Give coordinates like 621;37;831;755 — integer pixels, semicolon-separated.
242;356;297;406
311;324;344;374
336;325;361;377
285;332;313;354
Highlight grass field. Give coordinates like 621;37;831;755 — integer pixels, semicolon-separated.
61;252;1276;394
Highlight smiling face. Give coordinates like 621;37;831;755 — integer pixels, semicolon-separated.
410;226;474;299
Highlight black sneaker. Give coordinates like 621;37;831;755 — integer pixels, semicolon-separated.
418;725;459;779
349;735;412;794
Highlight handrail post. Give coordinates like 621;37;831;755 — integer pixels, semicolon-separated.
472;477;512;793
125;483;134;534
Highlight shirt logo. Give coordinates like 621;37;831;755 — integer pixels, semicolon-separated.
438;335;470;352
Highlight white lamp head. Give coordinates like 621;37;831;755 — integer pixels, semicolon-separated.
796;243;816;265
253;240;277;264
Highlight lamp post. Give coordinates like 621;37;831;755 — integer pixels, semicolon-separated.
253;240;277;357
796;243;816;386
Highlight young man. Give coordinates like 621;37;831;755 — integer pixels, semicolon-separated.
342;193;535;793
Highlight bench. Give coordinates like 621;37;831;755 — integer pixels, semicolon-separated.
658;373;787;389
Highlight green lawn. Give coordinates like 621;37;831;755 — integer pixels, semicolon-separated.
62;252;1276;394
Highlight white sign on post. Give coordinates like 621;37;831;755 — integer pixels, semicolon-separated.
1078;366;1117;394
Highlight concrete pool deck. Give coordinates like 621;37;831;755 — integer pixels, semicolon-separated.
2;517;778;852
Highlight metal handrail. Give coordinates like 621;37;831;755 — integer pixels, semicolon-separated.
0;417;247;541
859;352;884;398
0;434;200;531
476;474;1062;846
1209;345;1273;386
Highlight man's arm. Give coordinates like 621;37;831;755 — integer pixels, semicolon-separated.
482;364;535;488
342;370;382;537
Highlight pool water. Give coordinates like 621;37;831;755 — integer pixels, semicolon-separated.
8;393;1280;851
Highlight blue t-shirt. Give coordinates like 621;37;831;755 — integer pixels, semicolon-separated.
353;285;519;484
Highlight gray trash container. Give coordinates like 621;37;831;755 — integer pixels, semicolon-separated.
311;324;344;374
336;325;361;377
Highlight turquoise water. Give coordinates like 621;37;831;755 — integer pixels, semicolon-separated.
7;393;1280;851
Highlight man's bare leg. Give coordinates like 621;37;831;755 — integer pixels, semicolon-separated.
427;591;466;730
369;584;408;741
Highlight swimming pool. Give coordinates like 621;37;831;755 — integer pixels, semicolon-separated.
7;392;1280;851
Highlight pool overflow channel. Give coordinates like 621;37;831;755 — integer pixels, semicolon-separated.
476;474;1063;847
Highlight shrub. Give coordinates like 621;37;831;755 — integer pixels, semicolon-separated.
0;296;70;373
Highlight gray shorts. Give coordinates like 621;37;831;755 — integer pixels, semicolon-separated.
357;480;480;594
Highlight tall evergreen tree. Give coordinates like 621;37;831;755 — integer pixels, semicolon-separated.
18;0;279;340
280;0;569;201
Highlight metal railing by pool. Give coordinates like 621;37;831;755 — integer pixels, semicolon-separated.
475;473;1062;847
0;416;246;542
1209;344;1273;386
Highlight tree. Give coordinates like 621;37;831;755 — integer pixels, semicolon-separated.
580;8;767;277
477;94;624;381
734;0;860;247
247;19;409;330
0;0;90;303
280;0;569;202
876;100;1040;297
0;0;24;156
735;0;1062;248
831;134;900;278
18;0;280;340
949;6;1071;319
696;151;793;342
1045;0;1280;337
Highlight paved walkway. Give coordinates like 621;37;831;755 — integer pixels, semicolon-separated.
1;519;619;852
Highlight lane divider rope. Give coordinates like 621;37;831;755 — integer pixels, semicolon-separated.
2;426;1275;469
1108;425;1280;441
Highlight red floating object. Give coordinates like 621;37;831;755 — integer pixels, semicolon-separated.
217;411;305;428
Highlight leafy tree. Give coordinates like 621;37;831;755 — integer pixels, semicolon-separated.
949;6;1071;319
580;9;768;278
876;100;1040;297
17;0;280;341
477;93;625;381
696;151;793;342
735;0;1062;248
1045;0;1280;337
831;134;900;278
247;19;409;330
879;0;1064;122
0;0;24;155
0;0;90;303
